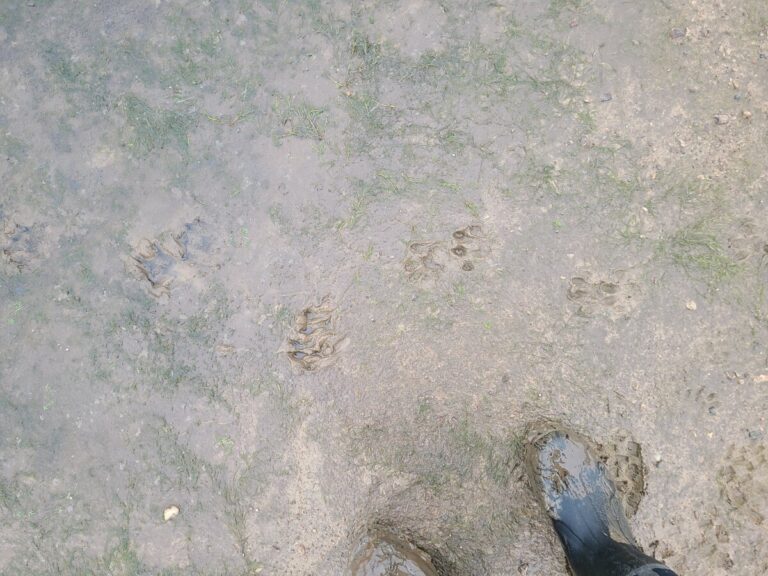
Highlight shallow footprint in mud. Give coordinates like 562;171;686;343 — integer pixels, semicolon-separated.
566;273;639;320
676;442;768;573
281;297;348;371
717;443;767;526
596;431;646;517
126;219;213;298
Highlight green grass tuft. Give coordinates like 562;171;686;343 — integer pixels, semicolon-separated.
548;0;584;17
657;219;740;284
272;94;328;142
119;94;197;156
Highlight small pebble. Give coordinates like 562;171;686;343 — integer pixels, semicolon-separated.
163;505;180;522
670;28;686;39
686;300;697;311
714;114;730;125
742;110;752;120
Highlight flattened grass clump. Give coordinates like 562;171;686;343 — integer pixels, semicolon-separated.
43;44;85;84
272;94;328;142
657;219;740;284
101;538;144;576
42;42;110;110
403;43;519;97
548;0;585;18
351;412;524;492
0;476;21;513
119;94;197;156
0;131;27;163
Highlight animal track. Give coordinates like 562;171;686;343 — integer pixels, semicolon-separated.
566;272;639;319
126;219;214;298
282;297;348;371
726;217;765;263
685;386;720;417
717;443;767;526
677;442;768;574
1;219;48;272
403;241;448;282
403;224;489;283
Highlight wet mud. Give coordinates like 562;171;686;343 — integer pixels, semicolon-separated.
127;219;215;298
282;297;348;371
404;225;489;284
567;273;641;320
349;532;439;576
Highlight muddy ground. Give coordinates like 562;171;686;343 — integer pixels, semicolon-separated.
1;1;767;574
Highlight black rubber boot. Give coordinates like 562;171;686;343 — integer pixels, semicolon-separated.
526;427;679;576
348;532;439;576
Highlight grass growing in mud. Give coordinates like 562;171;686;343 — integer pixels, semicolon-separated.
209;461;265;574
154;421;209;489
548;0;585;18
249;367;310;430
119;94;197;157
0;477;20;514
0;131;26;163
42;42;110;110
351;410;523;492
656;219;740;284
271;94;328;142
342;91;399;137
335;170;417;230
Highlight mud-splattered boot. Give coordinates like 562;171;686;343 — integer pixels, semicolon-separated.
348;532;439;576
526;428;679;576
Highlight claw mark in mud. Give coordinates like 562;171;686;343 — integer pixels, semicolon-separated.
596;431;645;517
126;219;214;298
282;297;348;371
1;219;48;272
403;224;489;282
566;272;640;319
129;237;182;297
717;443;767;526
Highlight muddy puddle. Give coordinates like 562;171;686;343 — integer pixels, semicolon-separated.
1;1;767;575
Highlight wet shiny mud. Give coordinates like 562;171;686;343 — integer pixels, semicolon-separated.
349;533;439;576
